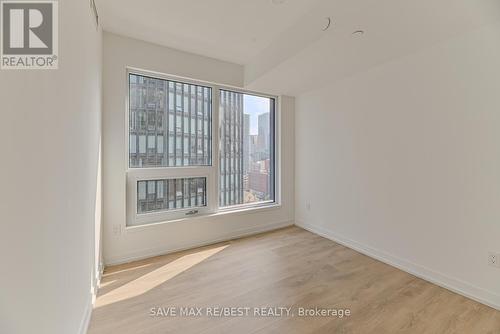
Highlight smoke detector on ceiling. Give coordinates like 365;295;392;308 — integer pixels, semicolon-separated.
352;30;365;36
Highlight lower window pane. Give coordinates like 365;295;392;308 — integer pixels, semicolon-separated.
137;177;206;214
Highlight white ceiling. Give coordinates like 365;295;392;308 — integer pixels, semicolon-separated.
245;0;500;95
98;0;500;95
97;0;322;65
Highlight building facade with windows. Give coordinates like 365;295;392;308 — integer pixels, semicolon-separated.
128;72;276;225
129;74;211;214
129;74;212;169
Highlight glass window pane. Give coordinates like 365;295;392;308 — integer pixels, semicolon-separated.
130;134;137;154
139;135;146;153
219;90;275;207
138;182;146;200
147;135;155;149
157;135;164;154
129;73;212;168
137;177;207;214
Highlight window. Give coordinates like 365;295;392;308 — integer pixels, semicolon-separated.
219;90;275;207
136;177;207;214
127;70;278;226
129;73;212;168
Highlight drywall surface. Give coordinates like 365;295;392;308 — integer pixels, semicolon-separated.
0;1;102;334
295;22;500;308
102;33;294;265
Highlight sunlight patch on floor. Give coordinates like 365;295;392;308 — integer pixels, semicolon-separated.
98;280;117;289
103;263;154;277
95;245;229;308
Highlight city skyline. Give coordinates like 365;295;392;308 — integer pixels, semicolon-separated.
244;94;270;135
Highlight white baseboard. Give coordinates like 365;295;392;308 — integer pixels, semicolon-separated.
78;293;93;334
295;220;500;311
81;263;104;334
91;262;104;305
105;220;294;266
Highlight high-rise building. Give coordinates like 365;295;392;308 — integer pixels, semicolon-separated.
219;90;244;206
257;112;270;154
249;134;258;157
129;74;212;213
243;113;250;174
130;76;273;209
129;75;212;168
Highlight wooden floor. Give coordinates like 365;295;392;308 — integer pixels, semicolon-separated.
88;227;500;334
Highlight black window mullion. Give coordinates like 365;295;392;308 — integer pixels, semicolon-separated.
188;85;192;165
173;83;178;166
194;86;200;164
181;84;185;166
238;93;243;204
167;81;172;165
270;98;276;202
201;87;206;164
227;91;232;205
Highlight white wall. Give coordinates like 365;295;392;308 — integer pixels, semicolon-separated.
296;22;500;309
102;32;294;265
0;1;102;334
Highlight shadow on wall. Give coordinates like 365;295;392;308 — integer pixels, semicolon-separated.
93;138;103;295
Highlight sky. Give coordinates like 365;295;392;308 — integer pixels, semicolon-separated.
243;94;271;135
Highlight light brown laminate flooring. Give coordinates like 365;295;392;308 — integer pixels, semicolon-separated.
88;226;500;334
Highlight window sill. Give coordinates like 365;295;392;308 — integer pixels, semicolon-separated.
125;202;282;233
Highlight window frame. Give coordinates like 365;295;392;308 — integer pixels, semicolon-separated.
125;67;280;227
